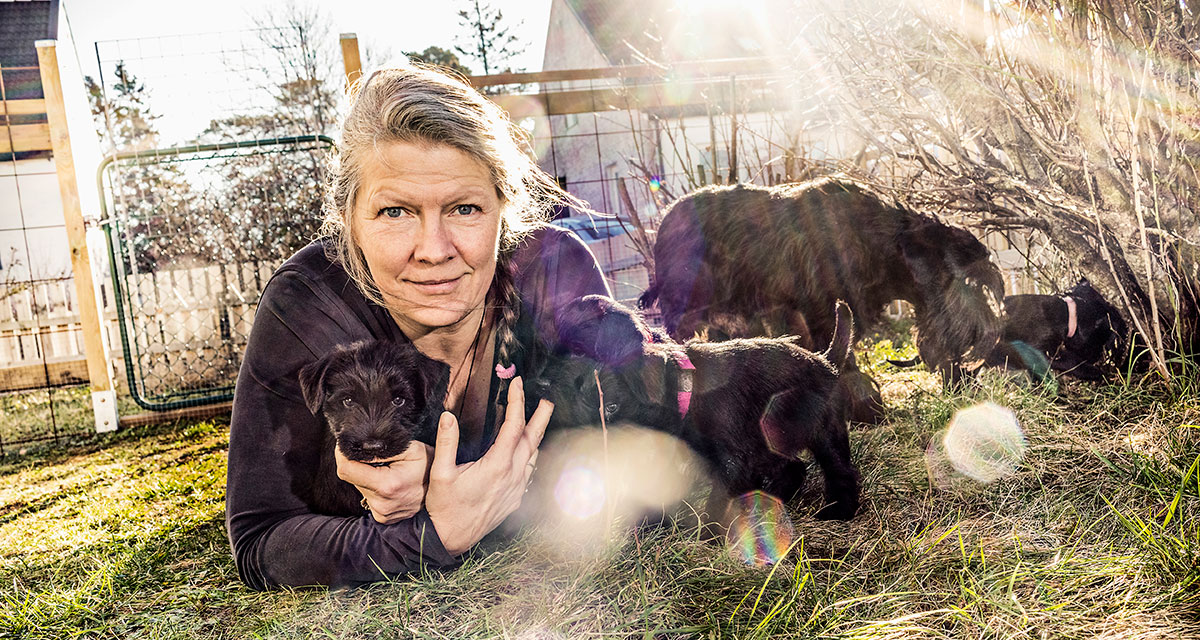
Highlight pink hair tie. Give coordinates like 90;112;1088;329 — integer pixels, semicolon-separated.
495;363;516;379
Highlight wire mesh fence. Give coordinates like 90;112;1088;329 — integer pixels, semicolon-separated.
92;28;337;147
98;135;332;410
84;27;337;412
0;26;338;447
484;60;1049;312
1;53;101;452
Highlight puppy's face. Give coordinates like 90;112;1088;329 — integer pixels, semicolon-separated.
537;295;679;431
299;340;449;464
537;357;620;429
537;353;671;433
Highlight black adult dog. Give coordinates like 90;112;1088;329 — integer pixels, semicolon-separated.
537;295;860;521
639;178;1005;422
984;279;1128;380
298;339;449;515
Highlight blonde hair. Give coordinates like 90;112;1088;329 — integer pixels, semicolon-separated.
322;63;587;367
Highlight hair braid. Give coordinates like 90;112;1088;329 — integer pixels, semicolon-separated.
490;248;522;371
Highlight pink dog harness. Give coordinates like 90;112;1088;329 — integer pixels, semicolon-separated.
1062;296;1078;339
677;356;695;417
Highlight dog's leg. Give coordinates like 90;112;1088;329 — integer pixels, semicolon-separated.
809;417;860;521
763;458;809;504
839;352;885;425
759;386;860;519
700;478;736;541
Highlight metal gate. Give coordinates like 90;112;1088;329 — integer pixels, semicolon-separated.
97;135;334;410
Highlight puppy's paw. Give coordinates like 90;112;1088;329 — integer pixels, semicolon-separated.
813;499;858;521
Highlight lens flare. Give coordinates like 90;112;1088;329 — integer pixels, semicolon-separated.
727;491;795;566
516;426;703;560
759;391;795;459
942;402;1026;483
649;176;662;192
553;461;606;520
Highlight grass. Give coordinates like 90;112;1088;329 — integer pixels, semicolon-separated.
1;361;1198;638
0;386;145;454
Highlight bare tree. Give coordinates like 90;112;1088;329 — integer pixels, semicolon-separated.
781;0;1200;377
230;1;340;138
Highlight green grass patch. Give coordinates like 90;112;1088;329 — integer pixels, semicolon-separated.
0;386;146;455
1;366;1198;638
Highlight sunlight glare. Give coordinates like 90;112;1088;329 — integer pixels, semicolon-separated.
941;402;1026;483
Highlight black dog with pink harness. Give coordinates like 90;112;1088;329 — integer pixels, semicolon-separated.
983;279;1128;381
536;295;861;520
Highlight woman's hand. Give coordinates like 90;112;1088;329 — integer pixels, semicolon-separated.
335;440;433;524
426;377;552;555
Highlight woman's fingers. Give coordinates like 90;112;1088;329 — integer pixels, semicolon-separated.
507;398;554;468
362;485;424;524
522;449;539;484
334;441;426;492
430;411;461;480
523;398;554;451
489;377;529;457
332;440;432;523
334;445;400;486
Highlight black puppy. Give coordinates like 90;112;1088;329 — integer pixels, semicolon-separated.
984;279;1127;381
538;295;860;521
298;339;449;515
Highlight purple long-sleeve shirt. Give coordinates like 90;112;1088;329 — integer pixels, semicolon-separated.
225;226;609;590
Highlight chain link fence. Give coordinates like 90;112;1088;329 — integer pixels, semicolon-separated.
98;135;332;410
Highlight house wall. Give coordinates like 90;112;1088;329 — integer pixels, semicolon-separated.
537;0;660;219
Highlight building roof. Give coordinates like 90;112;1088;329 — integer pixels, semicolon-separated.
0;0;58;99
563;0;791;66
2;0;58;160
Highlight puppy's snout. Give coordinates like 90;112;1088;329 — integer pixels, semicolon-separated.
360;439;385;453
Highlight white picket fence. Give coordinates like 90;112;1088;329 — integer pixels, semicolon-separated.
0;260;279;393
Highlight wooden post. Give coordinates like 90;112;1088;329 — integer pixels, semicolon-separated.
340;33;363;91
36;40;118;433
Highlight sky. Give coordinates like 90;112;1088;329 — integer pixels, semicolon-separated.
58;0;553;143
62;0;551;74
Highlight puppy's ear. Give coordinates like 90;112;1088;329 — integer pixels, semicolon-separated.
298;357;332;416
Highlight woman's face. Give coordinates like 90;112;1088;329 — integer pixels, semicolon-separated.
352;140;503;336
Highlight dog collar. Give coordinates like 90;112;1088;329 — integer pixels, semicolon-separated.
677;356;695;417
1063;296;1077;339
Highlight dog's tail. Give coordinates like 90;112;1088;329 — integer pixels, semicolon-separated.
825;301;854;371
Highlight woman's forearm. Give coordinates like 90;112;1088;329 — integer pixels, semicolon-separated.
230;509;457;590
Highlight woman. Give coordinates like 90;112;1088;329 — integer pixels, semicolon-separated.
225;65;610;590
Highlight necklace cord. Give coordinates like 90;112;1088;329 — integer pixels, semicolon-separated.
447;295;489;423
